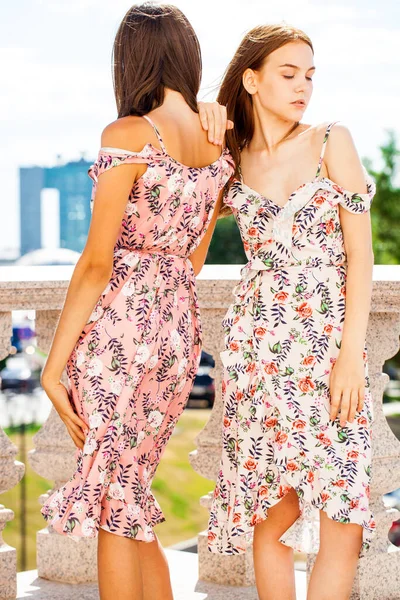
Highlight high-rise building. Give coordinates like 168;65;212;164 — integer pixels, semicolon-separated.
19;157;93;257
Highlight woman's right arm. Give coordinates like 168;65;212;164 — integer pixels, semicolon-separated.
189;190;224;276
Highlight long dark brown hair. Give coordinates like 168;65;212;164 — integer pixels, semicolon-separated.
218;24;313;202
113;3;202;117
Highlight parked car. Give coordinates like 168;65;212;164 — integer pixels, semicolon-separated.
389;520;400;547
189;350;215;407
384;488;400;547
384;488;400;510
0;356;40;393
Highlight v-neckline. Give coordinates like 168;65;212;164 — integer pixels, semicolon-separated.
237;176;331;211
236;121;337;210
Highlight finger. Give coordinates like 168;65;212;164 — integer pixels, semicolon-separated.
71;412;89;432
227;119;234;130
198;103;209;131
215;103;226;145
207;110;215;143
339;389;351;427
357;387;365;412
69;420;86;442
68;427;84;450
212;103;222;145
348;389;359;423
330;388;341;421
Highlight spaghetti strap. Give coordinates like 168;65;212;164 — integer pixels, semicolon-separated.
315;121;339;179
142;115;167;154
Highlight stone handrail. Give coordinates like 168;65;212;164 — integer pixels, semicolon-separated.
0;264;399;599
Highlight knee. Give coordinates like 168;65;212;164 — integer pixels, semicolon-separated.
255;487;300;540
319;513;363;555
271;487;300;524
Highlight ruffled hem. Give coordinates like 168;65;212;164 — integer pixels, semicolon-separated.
207;482;375;559
210;346;375;559
41;483;165;543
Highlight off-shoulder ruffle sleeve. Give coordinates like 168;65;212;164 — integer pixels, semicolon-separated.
219;149;236;190
333;166;376;214
88;144;163;183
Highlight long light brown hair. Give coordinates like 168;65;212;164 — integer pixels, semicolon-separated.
113;3;202;117
218;24;313;215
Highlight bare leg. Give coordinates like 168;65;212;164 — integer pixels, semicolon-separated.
307;511;363;600
253;487;300;600
139;535;174;600
97;527;143;600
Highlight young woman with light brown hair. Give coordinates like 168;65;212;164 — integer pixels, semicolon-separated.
200;24;375;600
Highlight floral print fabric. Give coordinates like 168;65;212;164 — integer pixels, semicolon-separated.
207;122;376;558
41;115;235;542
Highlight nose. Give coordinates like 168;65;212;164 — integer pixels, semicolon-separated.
294;80;306;94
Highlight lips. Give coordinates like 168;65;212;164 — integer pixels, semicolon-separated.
291;100;305;107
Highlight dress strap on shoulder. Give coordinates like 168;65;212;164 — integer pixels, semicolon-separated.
142;115;167;154
315;121;339;179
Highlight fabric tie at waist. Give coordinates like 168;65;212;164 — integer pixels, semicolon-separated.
233;256;344;300
117;247;188;260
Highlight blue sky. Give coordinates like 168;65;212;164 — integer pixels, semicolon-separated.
1;0;399;256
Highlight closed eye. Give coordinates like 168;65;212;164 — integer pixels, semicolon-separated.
284;75;313;81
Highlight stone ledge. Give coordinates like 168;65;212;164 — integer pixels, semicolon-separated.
0;265;399;312
17;548;307;599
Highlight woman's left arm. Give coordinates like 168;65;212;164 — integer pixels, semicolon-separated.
40;124;145;448
324;125;374;426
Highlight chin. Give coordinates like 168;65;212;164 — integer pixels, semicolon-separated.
290;104;307;117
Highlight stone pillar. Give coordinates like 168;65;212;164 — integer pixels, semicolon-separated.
306;290;400;599
0;311;25;600
29;310;97;584
189;279;256;586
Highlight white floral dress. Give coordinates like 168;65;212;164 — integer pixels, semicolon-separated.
207;122;376;559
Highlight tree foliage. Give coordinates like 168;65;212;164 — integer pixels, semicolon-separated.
206;213;246;264
367;130;400;264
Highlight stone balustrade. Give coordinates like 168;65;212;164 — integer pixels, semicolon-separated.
0;264;399;600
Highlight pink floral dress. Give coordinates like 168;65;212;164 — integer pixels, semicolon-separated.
41;115;234;542
207;122;376;559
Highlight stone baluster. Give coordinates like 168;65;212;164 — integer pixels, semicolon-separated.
28;309;97;584
189;278;256;586
307;284;400;600
0;311;25;600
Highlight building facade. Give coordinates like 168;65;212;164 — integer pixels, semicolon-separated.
20;157;93;256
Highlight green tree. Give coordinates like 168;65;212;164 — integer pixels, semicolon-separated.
367;131;400;264
206;213;246;264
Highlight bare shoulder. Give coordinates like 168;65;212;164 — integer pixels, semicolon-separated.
310;121;339;144
324;122;359;163
323;123;367;192
300;121;332;150
100;116;154;152
326;122;356;151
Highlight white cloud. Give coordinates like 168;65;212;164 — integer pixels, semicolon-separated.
40;0;98;15
314;26;400;66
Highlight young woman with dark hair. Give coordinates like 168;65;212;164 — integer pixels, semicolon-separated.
39;4;234;599
199;24;375;600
